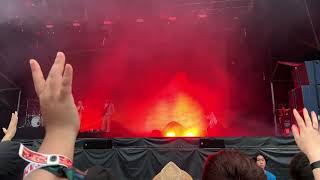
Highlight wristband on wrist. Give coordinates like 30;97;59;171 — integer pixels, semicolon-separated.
18;144;73;168
18;144;73;178
311;160;320;170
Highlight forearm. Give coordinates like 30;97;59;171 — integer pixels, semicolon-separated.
1;136;10;142
25;169;67;180
38;130;77;159
1;133;14;142
313;169;320;180
308;155;320;180
26;130;77;180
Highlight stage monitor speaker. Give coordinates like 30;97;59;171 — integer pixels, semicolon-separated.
199;139;225;148
292;60;320;87
78;131;104;138
83;139;112;149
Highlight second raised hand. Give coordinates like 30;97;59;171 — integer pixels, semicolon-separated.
292;108;320;163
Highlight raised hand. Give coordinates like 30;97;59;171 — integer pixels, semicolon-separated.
292;108;320;163
30;52;79;136
1;111;18;141
24;53;79;179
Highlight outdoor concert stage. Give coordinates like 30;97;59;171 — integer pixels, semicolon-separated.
18;137;298;180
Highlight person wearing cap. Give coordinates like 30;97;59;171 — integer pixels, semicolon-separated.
153;161;193;180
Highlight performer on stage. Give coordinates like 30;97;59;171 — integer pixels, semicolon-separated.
102;99;115;133
77;100;84;120
277;104;291;135
206;112;218;136
207;112;218;128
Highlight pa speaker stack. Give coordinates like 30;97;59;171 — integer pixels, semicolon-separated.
289;60;320;120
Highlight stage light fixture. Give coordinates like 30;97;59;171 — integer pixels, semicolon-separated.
199;139;225;148
136;18;145;23
45;24;54;29
72;21;81;27
168;16;177;21
103;20;113;25
198;14;208;18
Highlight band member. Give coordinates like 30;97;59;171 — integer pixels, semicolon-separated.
207;112;218;128
277;104;290;135
102;100;115;133
77;100;85;120
206;112;218;136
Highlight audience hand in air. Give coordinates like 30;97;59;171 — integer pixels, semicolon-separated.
30;52;79;136
1;111;18;142
292;108;320;163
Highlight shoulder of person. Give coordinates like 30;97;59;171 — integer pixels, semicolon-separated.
265;170;276;179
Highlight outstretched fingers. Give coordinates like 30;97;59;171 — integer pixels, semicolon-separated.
303;108;313;128
60;64;73;99
2;128;7;134
48;52;66;78
47;52;66;91
8;112;18;130
293;109;306;130
30;59;45;96
12;111;18;119
311;111;319;130
292;124;300;141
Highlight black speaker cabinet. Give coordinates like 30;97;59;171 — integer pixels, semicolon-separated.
83;139;113;149
199;139;225;148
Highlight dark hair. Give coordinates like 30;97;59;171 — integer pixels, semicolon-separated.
85;166;115;180
202;150;266;180
290;152;314;180
253;153;268;163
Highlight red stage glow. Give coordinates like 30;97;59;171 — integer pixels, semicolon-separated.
149;96;204;134
71;10;274;137
146;73;207;137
